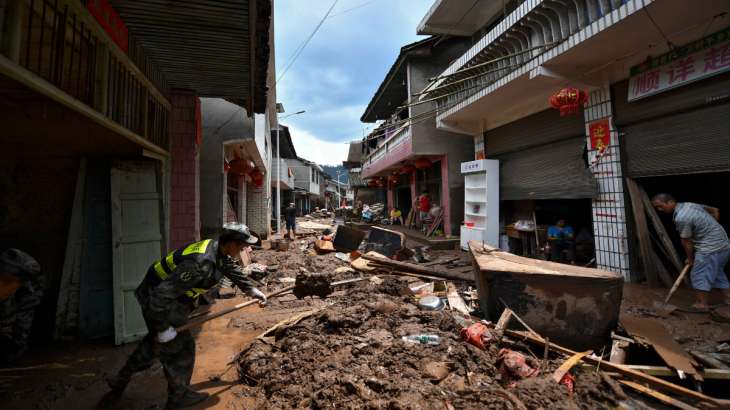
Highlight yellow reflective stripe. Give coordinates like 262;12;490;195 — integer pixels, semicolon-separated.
154;261;169;280
184;287;208;298
182;239;212;256
165;253;177;272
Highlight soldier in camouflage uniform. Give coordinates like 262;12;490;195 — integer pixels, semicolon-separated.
0;248;43;364
107;223;266;409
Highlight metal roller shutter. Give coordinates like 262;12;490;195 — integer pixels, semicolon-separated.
485;109;586;156
495;137;598;200
622;103;730;178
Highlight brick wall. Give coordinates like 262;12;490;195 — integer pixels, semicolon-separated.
169;91;200;249
583;86;630;280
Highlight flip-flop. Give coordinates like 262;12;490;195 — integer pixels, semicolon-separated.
677;305;711;313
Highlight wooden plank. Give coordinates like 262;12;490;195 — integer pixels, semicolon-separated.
690;351;730;371
618;380;699;410
422;257;459;267
611;365;730;380
503;329;721;406
495;308;513;331
552;350;593;383
625;178;665;286
638;182;684;274
621;315;702;381
446;283;471;316
361;254;473;282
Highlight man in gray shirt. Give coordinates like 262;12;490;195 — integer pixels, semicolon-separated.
652;193;730;312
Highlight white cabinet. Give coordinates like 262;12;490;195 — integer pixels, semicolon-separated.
460;159;499;250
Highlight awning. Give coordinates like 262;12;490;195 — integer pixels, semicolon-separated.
110;0;271;112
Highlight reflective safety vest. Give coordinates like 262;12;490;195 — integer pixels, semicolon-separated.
150;239;218;299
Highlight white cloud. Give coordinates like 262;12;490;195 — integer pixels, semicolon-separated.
287;125;350;166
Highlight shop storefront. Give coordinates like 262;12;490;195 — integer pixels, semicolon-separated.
482;109;598;263
613;30;730;273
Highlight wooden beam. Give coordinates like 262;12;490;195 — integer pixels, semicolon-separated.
362;254;474;282
618;380;699;410
609;365;730;380
638;183;684;274
0;54;169;156
625;178;673;287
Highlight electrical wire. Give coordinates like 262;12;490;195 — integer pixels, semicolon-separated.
643;7;674;50
328;0;380;18
277;0;340;83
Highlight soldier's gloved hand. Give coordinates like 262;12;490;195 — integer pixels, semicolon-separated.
156;326;178;343
249;288;267;307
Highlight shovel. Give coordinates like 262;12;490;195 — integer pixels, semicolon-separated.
653;264;691;316
176;276;368;332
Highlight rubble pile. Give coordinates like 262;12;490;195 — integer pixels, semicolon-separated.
236;276;624;409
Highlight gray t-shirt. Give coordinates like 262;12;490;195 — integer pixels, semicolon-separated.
673;202;730;253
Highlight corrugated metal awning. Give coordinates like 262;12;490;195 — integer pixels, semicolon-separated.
110;0;271;112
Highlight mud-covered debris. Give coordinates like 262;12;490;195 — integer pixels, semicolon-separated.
294;272;332;299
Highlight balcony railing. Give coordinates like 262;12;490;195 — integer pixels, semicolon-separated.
423;0;632;114
362;123;411;168
3;0;171;150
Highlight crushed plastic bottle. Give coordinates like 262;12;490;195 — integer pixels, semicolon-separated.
401;334;440;345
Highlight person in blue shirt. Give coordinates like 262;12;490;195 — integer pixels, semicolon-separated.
547;219;575;264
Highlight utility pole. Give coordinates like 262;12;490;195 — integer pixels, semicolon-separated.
275;107;305;236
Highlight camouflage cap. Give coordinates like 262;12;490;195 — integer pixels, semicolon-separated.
0;248;41;277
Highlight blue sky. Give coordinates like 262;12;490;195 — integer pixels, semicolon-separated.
274;0;434;165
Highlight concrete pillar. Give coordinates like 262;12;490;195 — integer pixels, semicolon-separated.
387;182;394;210
583;86;630;280
169;91;200;249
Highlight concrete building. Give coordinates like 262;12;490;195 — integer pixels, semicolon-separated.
359;36;474;236
288;157;324;215
0;0;273;344
417;0;730;281
199;97;273;239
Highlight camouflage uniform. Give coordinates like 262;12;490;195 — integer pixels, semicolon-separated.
113;239;256;402
0;249;42;363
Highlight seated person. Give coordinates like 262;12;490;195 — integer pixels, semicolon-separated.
547;219;576;263
390;208;403;225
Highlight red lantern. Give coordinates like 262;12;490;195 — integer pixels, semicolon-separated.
414;158;431;169
549;88;588;116
224;161;231;173
367;179;378;187
229;159;255;175
251;169;264;188
398;165;415;174
388;175;399;184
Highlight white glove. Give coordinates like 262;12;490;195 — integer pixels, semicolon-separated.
156;326;177;343
249;288;267;307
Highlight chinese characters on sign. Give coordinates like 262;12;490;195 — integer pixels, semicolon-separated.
87;0;129;53
461;160;486;174
589;119;610;151
628;28;730;101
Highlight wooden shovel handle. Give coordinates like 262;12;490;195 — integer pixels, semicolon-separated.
664;264;691;304
176;285;296;332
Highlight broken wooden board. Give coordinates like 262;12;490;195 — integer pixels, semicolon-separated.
607;364;730;380
621;315;702;381
446;283;471;316
314;239;335;254
552;351;593;383
350;251;388;272
504;329;721;407
625;178;673;287
618;380;699;410
470;241;623;350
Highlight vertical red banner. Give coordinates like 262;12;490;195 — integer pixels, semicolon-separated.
589;119;610;151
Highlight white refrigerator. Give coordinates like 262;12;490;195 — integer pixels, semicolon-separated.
460;159;499;250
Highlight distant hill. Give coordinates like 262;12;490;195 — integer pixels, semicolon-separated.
322;165;349;183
